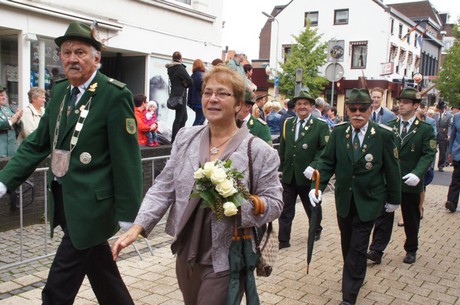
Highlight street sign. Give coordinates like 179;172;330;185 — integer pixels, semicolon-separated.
327;40;344;62
325;63;344;82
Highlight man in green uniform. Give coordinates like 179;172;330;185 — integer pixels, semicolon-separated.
0;22;142;304
237;90;272;144
368;88;436;265
0;86;23;157
278;90;330;249
309;88;401;305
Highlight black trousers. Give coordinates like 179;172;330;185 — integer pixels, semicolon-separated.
437;139;448;168
171;93;188;143
369;207;395;256
337;198;374;304
42;182;134;305
401;191;421;253
447;160;460;208
278;181;322;243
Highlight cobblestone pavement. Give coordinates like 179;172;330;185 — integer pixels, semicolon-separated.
0;168;459;305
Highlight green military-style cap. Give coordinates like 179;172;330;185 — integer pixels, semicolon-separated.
347;88;371;104
55;22;102;51
0;85;5;92
244;90;255;105
292;90;315;104
397;87;421;103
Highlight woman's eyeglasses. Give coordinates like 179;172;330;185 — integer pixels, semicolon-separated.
203;90;234;99
348;105;370;113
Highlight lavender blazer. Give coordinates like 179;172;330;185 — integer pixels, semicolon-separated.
134;124;283;272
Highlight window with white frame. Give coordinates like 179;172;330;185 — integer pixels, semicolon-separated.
334;9;349;25
305;11;319;27
350;41;368;69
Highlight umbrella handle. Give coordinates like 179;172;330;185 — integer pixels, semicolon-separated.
311;170;320;197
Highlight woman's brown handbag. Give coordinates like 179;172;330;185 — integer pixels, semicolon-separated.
247;137;279;277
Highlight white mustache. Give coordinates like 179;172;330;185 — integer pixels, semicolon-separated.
66;65;82;72
351;116;365;121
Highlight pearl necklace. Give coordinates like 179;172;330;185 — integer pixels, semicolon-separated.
210;130;238;155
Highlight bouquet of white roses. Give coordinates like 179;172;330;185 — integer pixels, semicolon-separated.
192;159;250;220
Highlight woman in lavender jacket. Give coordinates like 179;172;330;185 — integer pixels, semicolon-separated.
112;66;283;305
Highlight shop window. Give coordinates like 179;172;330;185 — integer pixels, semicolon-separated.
30;38;64;94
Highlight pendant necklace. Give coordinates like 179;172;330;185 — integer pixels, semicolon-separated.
210;130;238;155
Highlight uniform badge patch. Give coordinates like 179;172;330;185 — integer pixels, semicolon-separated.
430;140;436;149
325;135;330;142
126;118;136;134
394;147;399;159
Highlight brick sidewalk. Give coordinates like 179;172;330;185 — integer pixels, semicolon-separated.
0;171;459;304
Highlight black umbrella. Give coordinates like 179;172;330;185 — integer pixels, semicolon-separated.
306;170;321;274
227;226;260;305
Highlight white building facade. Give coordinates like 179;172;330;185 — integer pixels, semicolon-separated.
0;0;223;132
262;0;442;114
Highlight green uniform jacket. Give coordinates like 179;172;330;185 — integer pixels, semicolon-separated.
279;116;330;186
387;117;436;193
247;115;272;144
314;121;401;221
0;105;21;157
0;71;142;250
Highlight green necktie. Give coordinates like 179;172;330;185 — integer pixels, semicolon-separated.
401;121;409;139
68;87;80;116
297;119;305;140
353;128;361;161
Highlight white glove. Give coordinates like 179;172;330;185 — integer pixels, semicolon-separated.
118;221;133;231
385;203;399;213
308;189;322;207
303;166;315;180
402;173;420;186
0;182;7;198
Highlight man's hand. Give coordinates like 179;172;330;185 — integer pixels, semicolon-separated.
303;166;315;180
308;189;322;207
0;182;6;198
385;203;399;213
402;173;420;186
112;224;144;261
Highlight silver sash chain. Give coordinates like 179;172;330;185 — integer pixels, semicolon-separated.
51;94;92;177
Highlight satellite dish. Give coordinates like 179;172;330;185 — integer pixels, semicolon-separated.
325;63;344;82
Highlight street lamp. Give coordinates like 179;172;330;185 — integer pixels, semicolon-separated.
262;11;279;96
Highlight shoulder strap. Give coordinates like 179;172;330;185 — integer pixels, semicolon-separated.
247;136;256;193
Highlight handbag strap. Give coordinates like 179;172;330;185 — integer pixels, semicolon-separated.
248;136;255;193
247;136;273;251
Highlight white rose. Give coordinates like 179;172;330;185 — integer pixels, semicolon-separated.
193;168;205;180
223;201;238;216
216;179;238;198
203;161;217;178
210;167;227;184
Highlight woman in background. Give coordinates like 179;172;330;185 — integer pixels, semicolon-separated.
17;87;46;144
188;59;206;126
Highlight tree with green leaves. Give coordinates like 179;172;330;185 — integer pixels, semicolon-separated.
436;20;460;104
278;23;329;97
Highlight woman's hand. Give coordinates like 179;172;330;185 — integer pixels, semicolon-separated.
10;109;23;124
112;224;144;261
